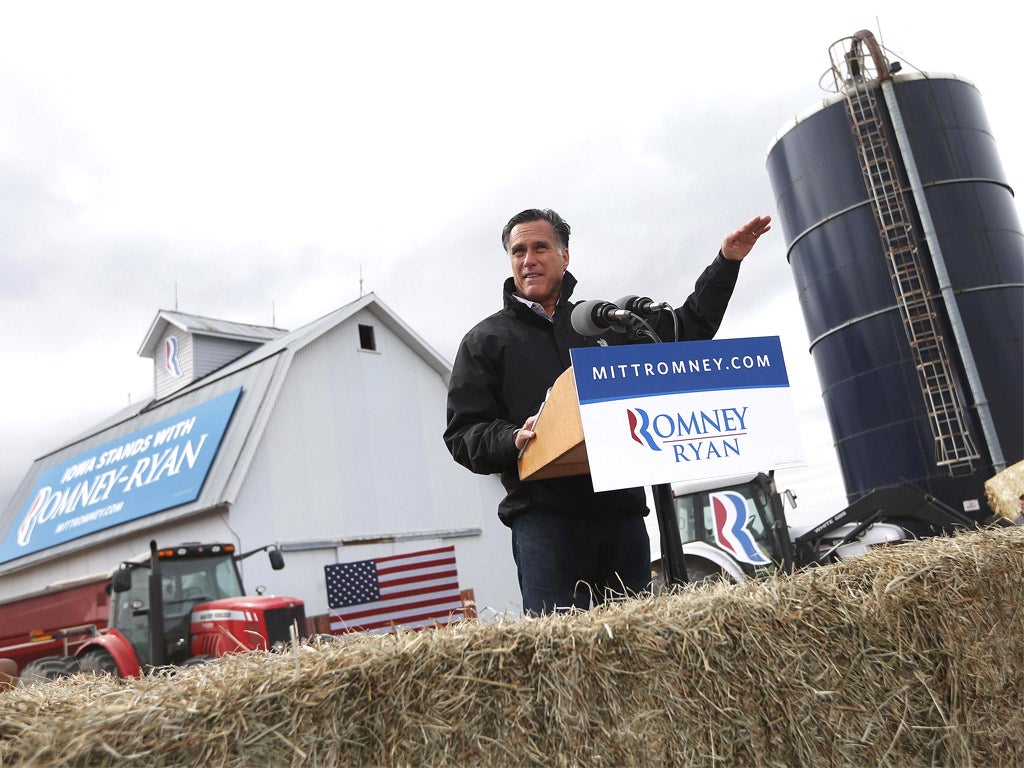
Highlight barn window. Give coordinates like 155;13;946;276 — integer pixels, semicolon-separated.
358;324;377;351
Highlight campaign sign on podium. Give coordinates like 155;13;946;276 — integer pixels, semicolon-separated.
569;336;805;492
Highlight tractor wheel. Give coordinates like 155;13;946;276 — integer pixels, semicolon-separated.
77;649;120;677
181;654;216;668
17;655;81;686
0;658;18;690
684;560;731;587
307;633;340;646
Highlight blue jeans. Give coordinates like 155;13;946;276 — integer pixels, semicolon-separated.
510;511;652;615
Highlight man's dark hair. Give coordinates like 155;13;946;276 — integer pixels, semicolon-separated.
501;208;571;252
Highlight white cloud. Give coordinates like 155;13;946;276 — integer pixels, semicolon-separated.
1;1;1020;522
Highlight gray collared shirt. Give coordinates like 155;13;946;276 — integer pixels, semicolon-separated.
511;293;553;322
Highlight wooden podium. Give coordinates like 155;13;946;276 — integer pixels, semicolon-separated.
517;367;590;481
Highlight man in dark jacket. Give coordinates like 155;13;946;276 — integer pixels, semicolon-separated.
444;208;770;615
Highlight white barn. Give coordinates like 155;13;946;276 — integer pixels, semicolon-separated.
0;294;522;627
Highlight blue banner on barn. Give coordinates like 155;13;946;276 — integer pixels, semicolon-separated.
0;387;242;564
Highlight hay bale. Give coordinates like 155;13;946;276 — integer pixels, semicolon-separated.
1;526;1022;767
986;459;1024;523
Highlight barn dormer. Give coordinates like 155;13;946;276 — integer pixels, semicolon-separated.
138;310;289;399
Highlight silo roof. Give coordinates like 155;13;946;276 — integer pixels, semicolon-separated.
765;71;972;157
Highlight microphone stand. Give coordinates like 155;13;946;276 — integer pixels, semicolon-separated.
618;314;663;345
617;310;689;590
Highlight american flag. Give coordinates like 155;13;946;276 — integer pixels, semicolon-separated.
324;545;465;634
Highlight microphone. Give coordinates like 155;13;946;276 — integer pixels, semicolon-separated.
614;295;671;316
570;300;637;336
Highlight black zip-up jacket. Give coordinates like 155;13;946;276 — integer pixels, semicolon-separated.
444;252;741;526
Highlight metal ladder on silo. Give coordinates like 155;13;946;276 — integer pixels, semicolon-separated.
842;81;979;474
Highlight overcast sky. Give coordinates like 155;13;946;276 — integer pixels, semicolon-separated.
1;2;1020;526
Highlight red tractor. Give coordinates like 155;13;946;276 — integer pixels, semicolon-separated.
1;540;306;684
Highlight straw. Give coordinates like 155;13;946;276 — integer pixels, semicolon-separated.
1;526;1021;767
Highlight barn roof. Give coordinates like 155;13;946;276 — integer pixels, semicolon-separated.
0;293;453;573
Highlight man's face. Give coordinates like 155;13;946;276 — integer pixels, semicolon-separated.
507;219;569;308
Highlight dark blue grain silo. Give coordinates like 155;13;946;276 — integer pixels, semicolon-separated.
766;30;1023;520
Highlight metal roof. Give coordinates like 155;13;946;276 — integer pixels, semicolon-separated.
138;309;290;359
765;71;969;156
